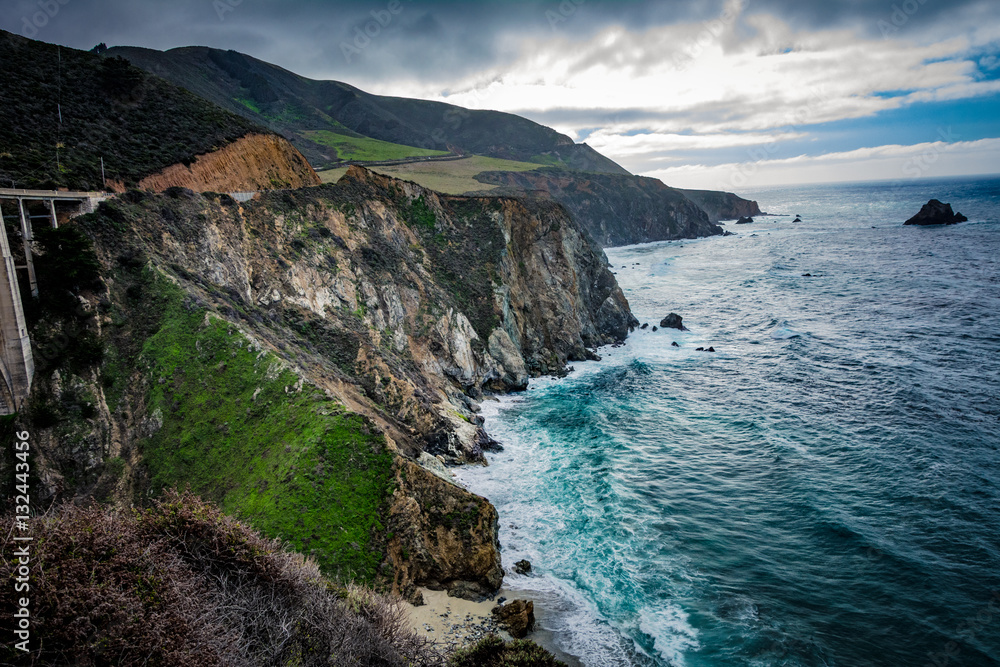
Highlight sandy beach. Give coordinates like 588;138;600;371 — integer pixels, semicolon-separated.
403;587;583;666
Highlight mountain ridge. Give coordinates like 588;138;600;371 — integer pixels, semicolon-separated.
107;44;628;175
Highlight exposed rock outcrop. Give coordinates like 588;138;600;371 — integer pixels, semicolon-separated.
387;460;502;600
904;199;968;226
135;133;320;193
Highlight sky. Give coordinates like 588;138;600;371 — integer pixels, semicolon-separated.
3;0;999;190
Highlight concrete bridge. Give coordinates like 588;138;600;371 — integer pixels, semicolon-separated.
0;188;107;414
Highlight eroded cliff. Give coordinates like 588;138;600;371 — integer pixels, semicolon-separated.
133;133;321;193
8;167;635;601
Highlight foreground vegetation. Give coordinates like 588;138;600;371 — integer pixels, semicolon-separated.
0;492;436;666
0;494;563;666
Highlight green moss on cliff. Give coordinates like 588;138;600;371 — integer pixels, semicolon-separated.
138;278;394;582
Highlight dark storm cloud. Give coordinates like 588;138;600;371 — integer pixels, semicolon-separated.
2;0;996;89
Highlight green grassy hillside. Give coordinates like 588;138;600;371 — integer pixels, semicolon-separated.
0;31;264;190
319;155;544;194
304;130;450;162
138;278;394;581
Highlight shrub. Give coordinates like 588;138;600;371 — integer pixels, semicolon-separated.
448;634;567;667
0;491;444;666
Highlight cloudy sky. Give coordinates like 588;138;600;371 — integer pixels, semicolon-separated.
4;0;999;189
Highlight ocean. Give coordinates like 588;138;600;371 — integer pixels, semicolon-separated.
456;176;1000;667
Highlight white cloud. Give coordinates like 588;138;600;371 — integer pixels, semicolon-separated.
644;137;1000;189
368;8;999;188
585;130;808;157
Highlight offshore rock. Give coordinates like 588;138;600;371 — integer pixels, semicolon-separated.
904;199;967;226
660;313;688;330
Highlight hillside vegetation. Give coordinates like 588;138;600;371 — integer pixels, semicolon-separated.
107;45;627;174
0;31;263;190
304;130;451;162
320;155;545;195
0;492;568;666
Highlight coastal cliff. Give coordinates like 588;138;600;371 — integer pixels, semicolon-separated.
677;188;762;222
473;169;726;246
8;166;635;600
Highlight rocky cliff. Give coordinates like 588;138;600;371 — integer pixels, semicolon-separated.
133;133;321;193
676;188;762;222
474;169;725;246
6;166;635;601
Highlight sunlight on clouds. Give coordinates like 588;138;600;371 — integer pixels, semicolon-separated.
362;5;1000;188
585;130;809;157
646;138;1000;189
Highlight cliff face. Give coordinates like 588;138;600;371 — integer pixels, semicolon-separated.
8;167;635;600
676;188;762;222
133;133;321;193
474;169;724;246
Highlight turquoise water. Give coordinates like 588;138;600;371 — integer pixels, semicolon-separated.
457;176;1000;666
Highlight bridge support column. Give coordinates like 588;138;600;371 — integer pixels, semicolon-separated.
49;199;59;228
0;200;35;415
16;198;38;298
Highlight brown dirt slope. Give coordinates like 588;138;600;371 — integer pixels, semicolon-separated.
135;133;320;193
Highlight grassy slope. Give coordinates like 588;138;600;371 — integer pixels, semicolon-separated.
304;130;450;162
318;155;543;194
137;276;394;582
